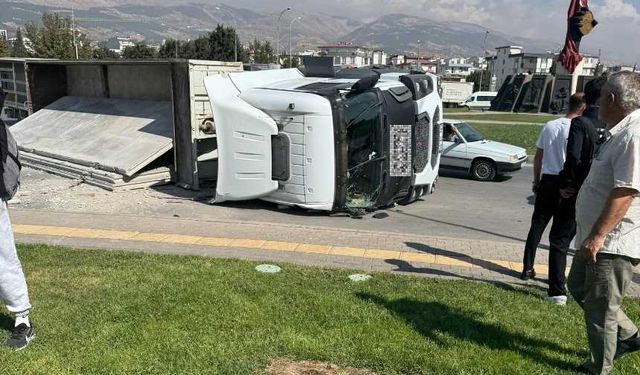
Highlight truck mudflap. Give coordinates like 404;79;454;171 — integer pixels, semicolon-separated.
204;74;279;202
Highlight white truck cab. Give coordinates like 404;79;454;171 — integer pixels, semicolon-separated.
204;65;443;212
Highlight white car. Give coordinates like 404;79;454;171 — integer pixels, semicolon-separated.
441;120;527;181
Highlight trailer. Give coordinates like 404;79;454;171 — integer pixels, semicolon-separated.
441;81;474;108
11;59;243;190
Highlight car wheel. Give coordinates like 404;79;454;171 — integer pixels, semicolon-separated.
471;159;497;181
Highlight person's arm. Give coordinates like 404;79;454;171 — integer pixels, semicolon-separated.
532;148;543;193
581;188;637;264
581;135;640;263
561;119;585;189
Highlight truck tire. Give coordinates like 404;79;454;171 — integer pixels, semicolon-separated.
398;186;424;205
471;159;497;181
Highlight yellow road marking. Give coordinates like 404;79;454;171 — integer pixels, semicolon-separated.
13;224;544;275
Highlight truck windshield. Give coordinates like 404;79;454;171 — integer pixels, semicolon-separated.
455;122;484;142
344;91;383;209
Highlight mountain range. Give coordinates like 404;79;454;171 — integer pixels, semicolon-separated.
1;1;558;57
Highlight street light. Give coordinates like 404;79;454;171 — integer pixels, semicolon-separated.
479;30;489;91
276;7;292;63
289;16;301;68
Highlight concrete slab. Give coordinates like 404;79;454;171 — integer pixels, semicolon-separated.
12;96;173;177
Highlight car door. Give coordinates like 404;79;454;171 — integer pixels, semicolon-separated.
441;123;468;168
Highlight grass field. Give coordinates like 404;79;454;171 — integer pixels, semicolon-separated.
445;112;560;124
467;123;541;155
2;244;640;374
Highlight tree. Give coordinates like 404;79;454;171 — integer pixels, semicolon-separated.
468;69;491;92
93;42;119;60
0;39;10;58
122;42;157;60
11;28;29;57
248;39;275;64
281;56;300;69
207;24;244;62
25;13;93;59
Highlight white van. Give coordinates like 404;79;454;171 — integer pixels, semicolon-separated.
460;91;497;111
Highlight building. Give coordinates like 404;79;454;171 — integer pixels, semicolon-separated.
106;37;136;55
318;44;374;68
607;65;636;73
490;46;558;88
580;54;601;76
372;50;388;66
0;30;7;41
468;56;488;70
390;55;405;66
0;58;30;122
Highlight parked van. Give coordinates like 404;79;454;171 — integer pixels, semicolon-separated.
460;91;497;111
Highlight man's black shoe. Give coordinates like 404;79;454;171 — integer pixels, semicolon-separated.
615;331;640;359
521;269;536;280
6;324;35;351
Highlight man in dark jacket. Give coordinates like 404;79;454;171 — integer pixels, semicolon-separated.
560;76;609;196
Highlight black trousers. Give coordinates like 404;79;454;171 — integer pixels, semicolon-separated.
523;174;577;297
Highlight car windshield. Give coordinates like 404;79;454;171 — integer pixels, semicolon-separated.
455;122;484;142
344;90;383;209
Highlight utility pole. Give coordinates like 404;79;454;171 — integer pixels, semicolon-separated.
71;7;78;59
479;30;489;91
289;16;301;68
417;40;421;71
276;7;292;64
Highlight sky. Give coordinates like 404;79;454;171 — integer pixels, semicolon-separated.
224;0;640;64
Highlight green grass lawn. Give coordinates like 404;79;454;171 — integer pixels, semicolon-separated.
3;244;640;374
446;112;560;124
466;123;541;155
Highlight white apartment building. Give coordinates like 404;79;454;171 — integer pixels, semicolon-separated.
106;37;136;55
490;46;558;88
319;44;378;68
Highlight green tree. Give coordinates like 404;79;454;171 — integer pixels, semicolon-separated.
281;56;300;69
248;39;275;64
11;28;29;57
93;42;119;60
468;69;491;92
207;24;244;62
25;13;93;59
0;38;10;58
122;42;157;60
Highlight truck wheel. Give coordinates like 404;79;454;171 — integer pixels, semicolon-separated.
471;159;497;181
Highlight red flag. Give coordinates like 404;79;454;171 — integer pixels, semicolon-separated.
558;0;597;73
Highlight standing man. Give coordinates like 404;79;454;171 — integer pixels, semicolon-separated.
560;75;609;197
568;71;640;375
521;94;585;306
0;88;35;350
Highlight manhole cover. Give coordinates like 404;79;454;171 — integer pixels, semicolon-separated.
349;274;372;282
256;264;282;273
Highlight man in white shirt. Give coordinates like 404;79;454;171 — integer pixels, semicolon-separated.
568;72;640;375
521;94;585;305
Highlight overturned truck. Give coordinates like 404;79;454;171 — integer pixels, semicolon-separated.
11;59;443;212
205;64;443;212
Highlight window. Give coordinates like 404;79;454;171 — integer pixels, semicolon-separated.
343;91;383;209
478;96;495;101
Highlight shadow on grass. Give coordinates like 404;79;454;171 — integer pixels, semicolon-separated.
0;314;13;332
385;259;548;300
356;293;577;371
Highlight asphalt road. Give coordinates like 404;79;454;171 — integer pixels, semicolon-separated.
170;166;538;245
17;165;539;247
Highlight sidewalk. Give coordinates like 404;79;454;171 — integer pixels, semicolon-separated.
14;208;635;296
